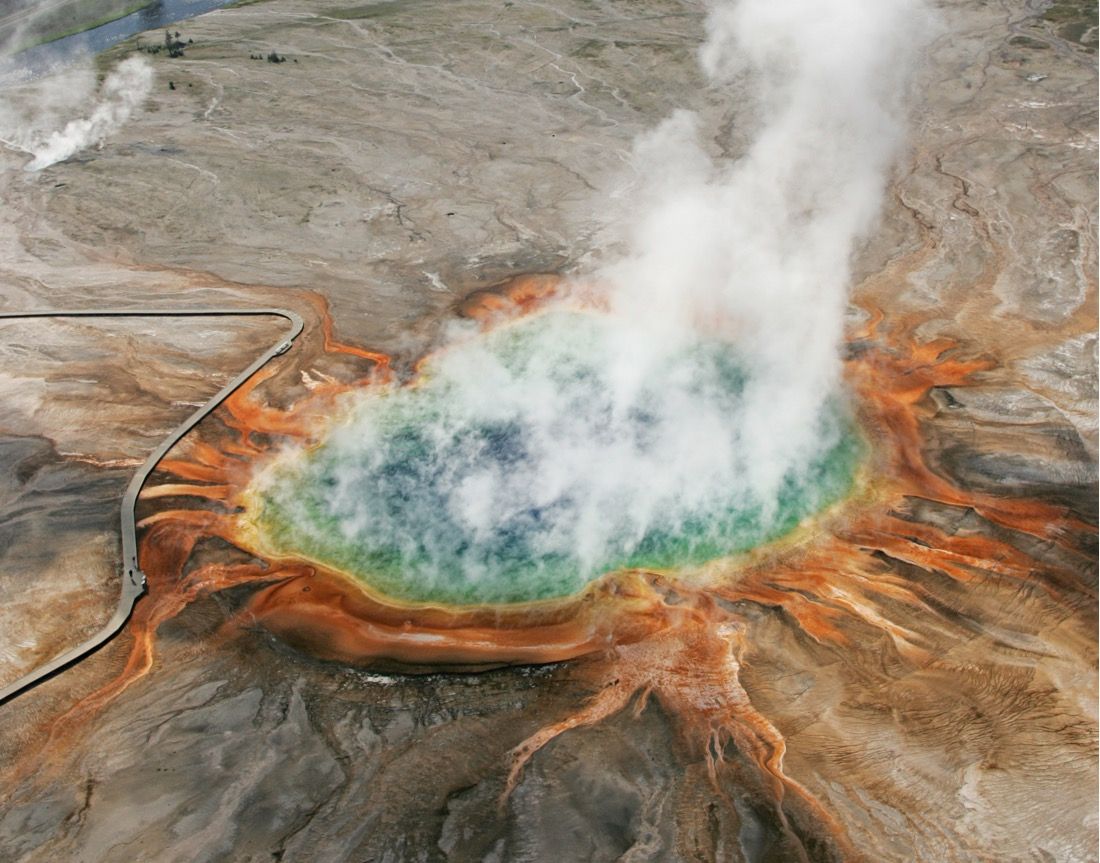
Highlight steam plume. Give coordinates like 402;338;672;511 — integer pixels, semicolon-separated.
258;0;935;597
606;0;932;499
0;56;152;171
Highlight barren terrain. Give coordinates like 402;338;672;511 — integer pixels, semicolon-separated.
0;1;1095;861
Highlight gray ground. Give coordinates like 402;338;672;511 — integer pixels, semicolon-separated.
0;1;1095;861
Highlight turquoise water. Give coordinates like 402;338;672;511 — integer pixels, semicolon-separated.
253;311;861;606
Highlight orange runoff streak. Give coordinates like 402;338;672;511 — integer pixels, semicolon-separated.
35;277;1091;855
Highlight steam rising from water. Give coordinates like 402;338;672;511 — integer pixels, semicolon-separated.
605;0;931;503
255;311;861;603
0;56;152;170
252;0;932;601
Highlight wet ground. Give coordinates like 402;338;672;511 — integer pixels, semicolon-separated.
0;1;1095;860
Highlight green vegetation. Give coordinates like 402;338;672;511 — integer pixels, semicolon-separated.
570;39;606;60
247;50;292;62
1009;35;1050;49
140;30;191;58
1043;0;1097;22
1042;0;1098;49
329;0;429;20
1;0;153;55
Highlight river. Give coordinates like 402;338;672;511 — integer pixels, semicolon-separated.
1;0;236;84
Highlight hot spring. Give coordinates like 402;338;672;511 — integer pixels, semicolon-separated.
246;309;862;606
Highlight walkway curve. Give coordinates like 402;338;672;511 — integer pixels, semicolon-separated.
0;307;304;706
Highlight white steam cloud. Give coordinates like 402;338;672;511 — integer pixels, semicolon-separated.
259;0;935;598
604;0;933;504
0;55;152;171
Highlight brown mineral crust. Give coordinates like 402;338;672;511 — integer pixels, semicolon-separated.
457;273;567;322
0;0;1094;860
240;571;607;671
21;272;1083;860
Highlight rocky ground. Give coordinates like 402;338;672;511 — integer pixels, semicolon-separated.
0;0;1095;861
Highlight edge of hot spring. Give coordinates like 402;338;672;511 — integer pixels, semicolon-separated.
232;308;869;610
